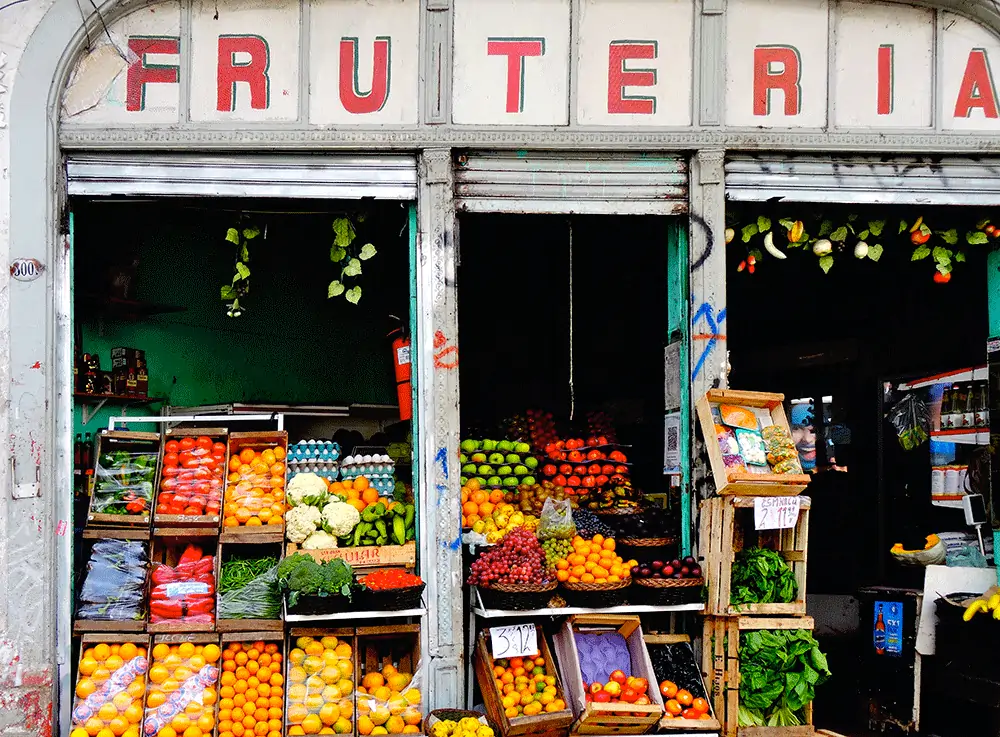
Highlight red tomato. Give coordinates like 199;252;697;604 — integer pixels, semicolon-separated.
158;493;175;506
587;450;602;461
156;504;170;515
182;458;199;470
615;465;628;474
567;476;581;487
196;437;213;450
164;440;180;453
182;506;202;516
161;466;181;478
206;502;221;514
212;442;227;456
568;451;584;463
559;464;573;475
160;478;178;492
588;464;602;475
163;453;180;467
168;504;185;515
596;474;609;486
553;474;568;487
542;464;558;476
178;437;196;451
602;464;615;475
582;476;596;487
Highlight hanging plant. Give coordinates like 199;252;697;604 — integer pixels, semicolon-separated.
727;210;999;282
219;220;262;317
328;214;377;305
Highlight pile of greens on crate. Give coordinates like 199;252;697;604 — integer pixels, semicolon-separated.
730;547;798;607
217;555;281;620
93;450;158;515
738;629;831;727
277;552;356;608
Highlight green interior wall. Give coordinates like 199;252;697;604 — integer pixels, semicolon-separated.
990;249;1000;339
73;202;410;434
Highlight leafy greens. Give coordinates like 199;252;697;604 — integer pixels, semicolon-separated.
276;553;356;608
738;629;831;727
730;547;798;607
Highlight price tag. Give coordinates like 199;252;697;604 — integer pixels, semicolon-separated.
754;496;801;530
490;624;538;660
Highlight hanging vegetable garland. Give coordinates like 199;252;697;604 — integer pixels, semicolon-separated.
728;212;1000;282
328;215;377;305
220;221;261;317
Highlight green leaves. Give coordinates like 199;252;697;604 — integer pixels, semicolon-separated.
333;218;356;247
757;216;772;233
221;221;262;317
818;220;833;237
328;280;345;298
330;245;347;263
868;219;885;237
329;217;376;304
358;243;377;260
937;228;958;245
967;230;989;245
899;220;908;234
242;226;261;240
819;255;834;274
738;629;831;728
742;223;759;243
220;285;236;300
345;286;362;305
342;258;362;278
730;548;799;607
912;246;931;260
225;228;240;245
829;226;848;242
868;244;884;262
235;261;250;279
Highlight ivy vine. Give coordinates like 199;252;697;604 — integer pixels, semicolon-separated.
219;221;261;317
328;215;377;305
727;211;999;283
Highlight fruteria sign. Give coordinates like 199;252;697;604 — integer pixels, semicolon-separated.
60;0;1000;131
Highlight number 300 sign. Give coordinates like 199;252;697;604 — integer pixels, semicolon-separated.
10;258;44;282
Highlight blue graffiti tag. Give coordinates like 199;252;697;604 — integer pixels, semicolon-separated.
691;301;727;381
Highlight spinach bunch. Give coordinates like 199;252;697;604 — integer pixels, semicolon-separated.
277;553;356;608
738;629;831;727
730;547;798;606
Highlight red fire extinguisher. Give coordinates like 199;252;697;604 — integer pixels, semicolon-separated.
388;316;412;421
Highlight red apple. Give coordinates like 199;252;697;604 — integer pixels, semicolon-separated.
589;682;604;695
635;695;651;706
620;687;638;703
629;677;648;695
603;681;622;698
609;670;627;685
593;692;611;703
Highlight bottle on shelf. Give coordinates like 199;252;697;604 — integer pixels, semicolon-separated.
73;433;83;496
940;386;953;430
874;604;887;655
963;382;976;428
83;432;94;496
947;384;966;429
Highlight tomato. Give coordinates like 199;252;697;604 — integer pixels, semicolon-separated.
162;466;181;478
196;436;213;450
582;476;596;487
159;492;175;505
602;464;615;475
615;465;628;474
665;699;682;716
566;476;581;487
212;442;227;455
183;506;202;515
168;504;185;515
160;478;178;492
681;709;698;719
597;436;608;445
676;689;693;707
559;464;573;476
573;465;587;476
659;681;677;699
568;451;584;463
164;440;180;454
588;464;602;475
179;437;196;451
934;270;952;283
553;475;568;487
206;501;221;514
182;458;200;470
163;452;180;467
596;474;609;486
692;698;709;714
156;504;170;515
543;464;558;476
587;450;602;461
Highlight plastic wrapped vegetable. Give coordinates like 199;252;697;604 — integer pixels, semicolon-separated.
889;394;930;450
92;450;158;515
76;539;148;622
148;544;215;624
761;425;802;474
217;557;281;620
537;497;576;540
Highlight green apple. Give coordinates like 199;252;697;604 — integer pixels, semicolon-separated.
488;452;505;465
460;476;468;486
487;476;502;487
498;465;513;476
471;452;487;464
522;476;536;485
462;463;477;474
514;465;529;476
524;457;539;469
515;442;531;454
460;439;480;453
473;477;486;487
503;477;519;487
505;453;521;464
482;439;497;451
498;440;514;452
478;465;494;476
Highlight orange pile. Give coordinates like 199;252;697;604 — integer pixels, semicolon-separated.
660;681;712;721
329;477;379;514
554;535;636;584
224;445;286;527
143;641;221;737
460;479;504;528
286;635;354;736
492;653;567;718
217;641;284;737
357;664;422;735
70;642;147;737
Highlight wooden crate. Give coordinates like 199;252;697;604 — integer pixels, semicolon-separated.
702;616;816;737
147;532;219;633
475;626;573;737
71;634;151;731
551;615;663;735
700;496;810;617
144;633;221;737
356;624;425;734
215;540;283;632
153;427;228;531
695;390;811;496
643;634;722;732
286;540;417;570
75;529;151;633
286;628;357;737
221;431;288;543
86;430;159;527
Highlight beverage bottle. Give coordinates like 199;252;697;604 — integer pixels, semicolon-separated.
975;382;989;429
73;433;82;496
940;386;952;430
83;432;94;496
874;604;887;655
963;383;976;428
949;384;966;429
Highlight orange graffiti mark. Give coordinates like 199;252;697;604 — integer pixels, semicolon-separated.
433;330;459;369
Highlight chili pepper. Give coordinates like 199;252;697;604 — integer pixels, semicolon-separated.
360;569;423;591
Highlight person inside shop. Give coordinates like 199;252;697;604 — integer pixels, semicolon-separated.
791;403;819;472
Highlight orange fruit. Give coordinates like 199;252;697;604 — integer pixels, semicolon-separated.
240;448;256;464
362;488;379;505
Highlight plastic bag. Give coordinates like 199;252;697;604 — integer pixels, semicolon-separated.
148;544;216;625
719;405;759;431
158;434;227;517
71;640;148;734
734;428;767;466
217;565;281;620
224;440;287;528
286;633;355;735
143;640;221;737
216;640;284;737
77;539;148;622
889;394;930;450
357;655;423;735
761;425;802;474
537;497;576;540
92;449;158;515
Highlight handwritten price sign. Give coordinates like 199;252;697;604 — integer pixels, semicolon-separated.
490;624;538;660
754;497;801;531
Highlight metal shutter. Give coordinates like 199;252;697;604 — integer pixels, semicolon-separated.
726;154;1000;206
66;153;417;200
455;151;688;214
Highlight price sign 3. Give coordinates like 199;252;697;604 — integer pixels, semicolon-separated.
490;623;539;660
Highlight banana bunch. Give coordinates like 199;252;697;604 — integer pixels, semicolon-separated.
963;587;1000;621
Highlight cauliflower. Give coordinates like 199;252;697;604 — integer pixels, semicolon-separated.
301;530;339;550
321;500;361;537
286;473;330;508
285;504;322;544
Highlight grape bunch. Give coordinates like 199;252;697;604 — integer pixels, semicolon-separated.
541;538;573;572
572;509;615;539
467;526;550;586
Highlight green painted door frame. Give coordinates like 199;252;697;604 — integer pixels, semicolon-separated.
667;219;692;557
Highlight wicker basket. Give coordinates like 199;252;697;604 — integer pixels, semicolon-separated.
357;583;425;611
560;578;631;608
631;577;703;606
285;593;356;616
477;581;558;611
424;709;499;736
617;537;678;561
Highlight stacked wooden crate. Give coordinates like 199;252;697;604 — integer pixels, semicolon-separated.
696;390;815;737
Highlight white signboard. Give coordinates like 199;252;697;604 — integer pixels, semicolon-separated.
941;13;1000;131
452;0;570;125
754;496;802;531
490;624;539;659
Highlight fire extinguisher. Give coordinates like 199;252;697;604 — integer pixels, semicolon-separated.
388;315;412;421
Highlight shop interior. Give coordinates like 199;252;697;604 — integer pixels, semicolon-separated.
726;202;994;736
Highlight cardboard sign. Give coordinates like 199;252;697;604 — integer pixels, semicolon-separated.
490;624;538;659
754;496;801;530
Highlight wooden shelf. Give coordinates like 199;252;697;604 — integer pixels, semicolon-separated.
931;428;990;445
74;393;166;424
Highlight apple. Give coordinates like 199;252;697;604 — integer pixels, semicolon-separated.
631;678;648;695
471;453;487;463
593;692;611;703
515;442;531;454
609;669;627;685
522;476;536;485
514;465;529;475
460;439;479;453
635;695;651;706
489;453;505;465
603;681;622;698
525;457;539;469
589;682;604;695
620;687;638;703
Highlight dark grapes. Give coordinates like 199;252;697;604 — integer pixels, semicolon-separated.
572;509;615;539
467;526;551;586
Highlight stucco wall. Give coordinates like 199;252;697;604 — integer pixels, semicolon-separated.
0;2;58;735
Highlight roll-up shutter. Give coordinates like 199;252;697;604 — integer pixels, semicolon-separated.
66;153;417;200
726;154;1000;206
455;151;687;214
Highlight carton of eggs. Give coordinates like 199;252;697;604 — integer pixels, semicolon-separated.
287;439;340;482
340;451;395;482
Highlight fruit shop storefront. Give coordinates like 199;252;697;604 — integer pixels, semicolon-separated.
8;0;1000;735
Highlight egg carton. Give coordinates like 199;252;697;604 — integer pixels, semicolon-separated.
288;468;339;483
340;447;395;478
288;439;341;463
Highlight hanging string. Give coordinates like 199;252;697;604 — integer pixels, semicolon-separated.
568;219;575;422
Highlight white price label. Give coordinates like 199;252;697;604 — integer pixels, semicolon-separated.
490;624;538;660
754;496;801;531
163;581;210;598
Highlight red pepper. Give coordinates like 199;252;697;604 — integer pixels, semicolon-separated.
178;545;203;565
